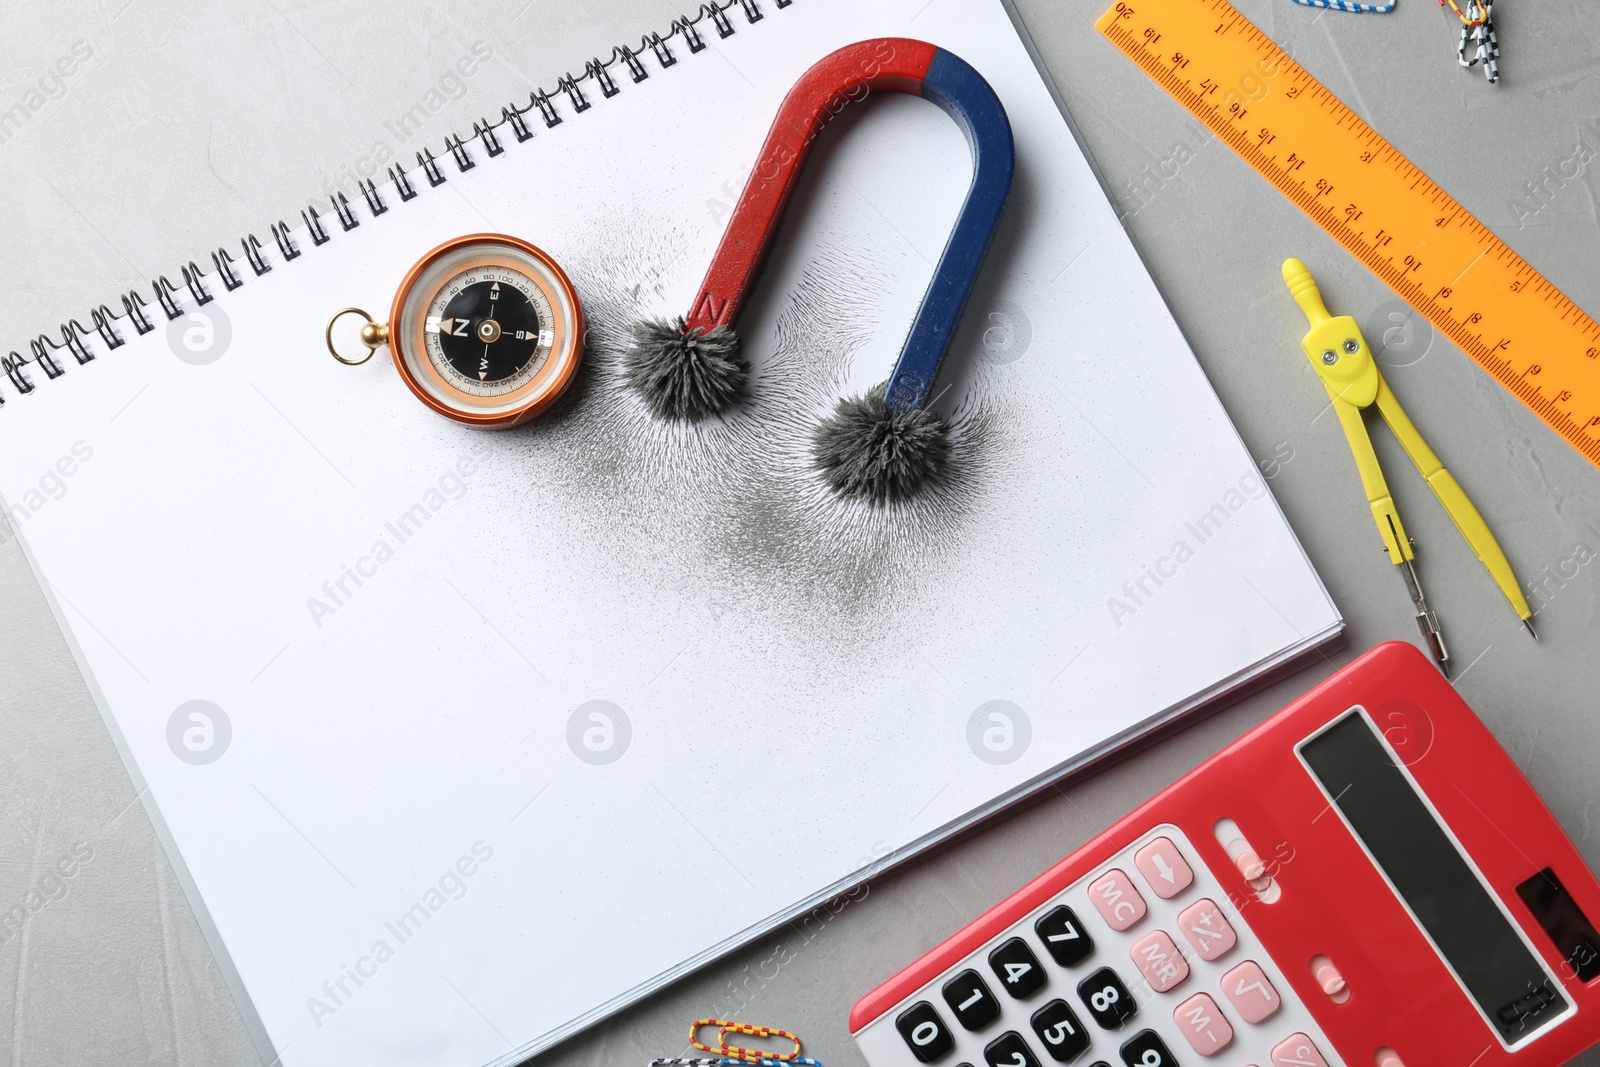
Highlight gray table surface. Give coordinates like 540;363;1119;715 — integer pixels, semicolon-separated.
2;0;1598;1064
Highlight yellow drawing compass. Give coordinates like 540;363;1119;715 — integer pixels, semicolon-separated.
1283;258;1535;675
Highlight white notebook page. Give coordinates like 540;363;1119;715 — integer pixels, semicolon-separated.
0;2;1339;1065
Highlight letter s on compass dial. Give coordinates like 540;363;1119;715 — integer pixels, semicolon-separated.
330;234;584;428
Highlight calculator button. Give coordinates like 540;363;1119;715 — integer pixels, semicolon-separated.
1176;899;1236;961
1129;931;1189;992
1220;961;1279;1023
1088;869;1147;931
944;969;1003;1031
896;1001;955;1062
990;937;1049;999
1077;967;1137;1029
1118;1029;1178;1067
1030;999;1091;1061
984;1030;1043;1067
1172;993;1232;1056
1270;1034;1330;1067
1134;838;1193;899
1035;905;1095;967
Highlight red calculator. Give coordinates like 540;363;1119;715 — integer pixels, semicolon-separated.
849;642;1600;1067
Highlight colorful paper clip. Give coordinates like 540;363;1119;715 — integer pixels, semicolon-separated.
1441;0;1498;83
689;1019;805;1062
719;1021;803;1063
1289;0;1396;13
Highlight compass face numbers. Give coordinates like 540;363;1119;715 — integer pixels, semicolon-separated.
423;271;551;396
388;235;583;428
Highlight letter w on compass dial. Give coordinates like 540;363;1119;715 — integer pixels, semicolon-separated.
424;271;554;396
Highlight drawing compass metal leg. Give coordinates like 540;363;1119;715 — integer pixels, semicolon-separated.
1396;554;1449;675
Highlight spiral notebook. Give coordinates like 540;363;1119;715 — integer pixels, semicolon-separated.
0;2;1341;1065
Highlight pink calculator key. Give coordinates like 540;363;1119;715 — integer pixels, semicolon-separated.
1135;837;1194;898
1173;993;1233;1055
1221;961;1280;1023
1271;1034;1331;1067
1088;868;1147;930
1177;898;1237;961
1129;930;1189;992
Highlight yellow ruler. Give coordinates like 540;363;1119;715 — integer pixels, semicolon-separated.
1096;0;1600;469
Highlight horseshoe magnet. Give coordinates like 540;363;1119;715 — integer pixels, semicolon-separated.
626;37;1015;502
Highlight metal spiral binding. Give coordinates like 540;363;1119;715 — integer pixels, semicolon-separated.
474;120;504;157
92;306;125;349
213;248;245;291
646;33;677;68
388;163;418;201
271;222;301;261
303;205;331;245
154;276;183;320
675;16;708;53
585;59;620;99
183;262;214;304
558;74;591;114
530;90;562;128
1;0;788;405
62;321;96;364
331;192;360;231
121;291;154;334
3;353;34;396
359;178;388;216
243;234;272;274
418;147;447;186
502;104;535;143
30;338;66;380
618;45;649;83
445;134;475;172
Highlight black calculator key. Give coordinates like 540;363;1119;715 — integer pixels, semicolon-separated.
943;968;1002;1030
896;1001;955;1062
1119;1029;1178;1067
1077;967;1137;1029
1029;999;1090;1062
1035;905;1094;967
989;937;1048;999
983;1030;1042;1067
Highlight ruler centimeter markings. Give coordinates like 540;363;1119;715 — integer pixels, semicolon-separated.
1096;0;1600;469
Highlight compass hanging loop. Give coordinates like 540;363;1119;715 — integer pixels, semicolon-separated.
625;36;1016;448
326;307;385;365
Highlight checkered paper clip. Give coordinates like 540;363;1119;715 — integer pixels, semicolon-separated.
1289;0;1396;13
1441;0;1499;83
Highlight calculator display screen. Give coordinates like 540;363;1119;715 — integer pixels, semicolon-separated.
1301;711;1567;1045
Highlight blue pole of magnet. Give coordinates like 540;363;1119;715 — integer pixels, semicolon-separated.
883;48;1016;417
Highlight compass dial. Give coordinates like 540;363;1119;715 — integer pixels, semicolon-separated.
424;271;553;397
389;235;583;428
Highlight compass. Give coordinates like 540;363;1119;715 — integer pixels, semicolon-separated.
326;234;583;428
